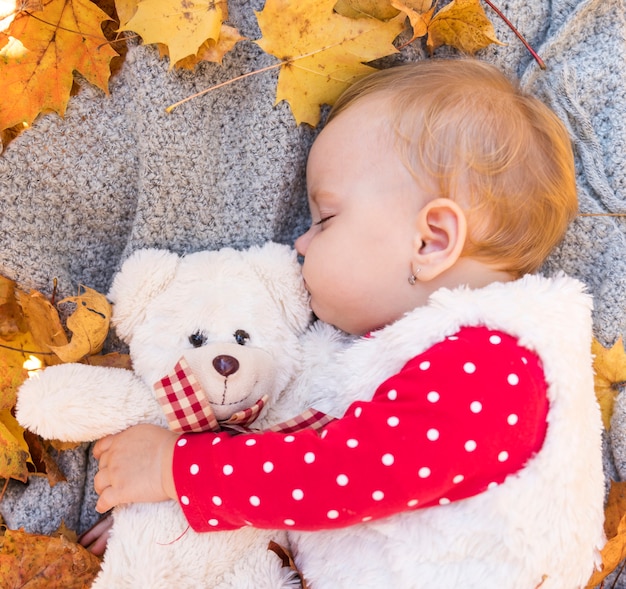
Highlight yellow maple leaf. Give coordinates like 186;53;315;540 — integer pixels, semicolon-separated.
0;0;118;133
113;0;139;25
118;0;224;66
160;23;245;68
0;409;31;482
426;0;504;54
592;337;626;430
49;286;111;363
334;0;400;20
255;0;405;126
391;0;435;42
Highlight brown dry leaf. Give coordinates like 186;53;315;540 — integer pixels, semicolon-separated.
49;286;111;363
592;337;626;430
390;0;435;42
255;0;405;126
23;431;69;485
81;351;132;369
0;0;118;134
0;527;102;588
268;540;309;589
426;0;504;54
118;0;226;65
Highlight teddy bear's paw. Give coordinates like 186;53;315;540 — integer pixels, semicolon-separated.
15;362;158;442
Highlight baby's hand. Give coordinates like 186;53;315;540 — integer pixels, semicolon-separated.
93;424;178;513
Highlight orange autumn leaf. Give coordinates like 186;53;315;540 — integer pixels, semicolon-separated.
592;337;626;430
0;273;118;482
0;0;118;133
391;0;435;42
426;0;504;54
0;528;102;588
603;480;626;539
255;0;405;126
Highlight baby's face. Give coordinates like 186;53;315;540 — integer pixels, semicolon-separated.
295;97;430;335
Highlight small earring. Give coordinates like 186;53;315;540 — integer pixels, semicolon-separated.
408;268;420;285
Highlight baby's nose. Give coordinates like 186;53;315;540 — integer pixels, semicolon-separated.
213;355;239;377
295;229;312;256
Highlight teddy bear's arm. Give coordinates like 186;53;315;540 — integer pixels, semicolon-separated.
16;363;165;442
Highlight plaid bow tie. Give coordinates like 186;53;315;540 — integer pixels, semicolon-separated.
154;356;335;435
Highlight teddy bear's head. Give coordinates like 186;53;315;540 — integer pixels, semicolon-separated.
108;243;311;427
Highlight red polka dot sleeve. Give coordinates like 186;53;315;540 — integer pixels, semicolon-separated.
172;326;549;532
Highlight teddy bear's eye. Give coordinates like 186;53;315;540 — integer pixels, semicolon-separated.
189;331;207;348
234;330;250;346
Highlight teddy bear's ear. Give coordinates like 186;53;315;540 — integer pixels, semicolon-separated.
247;242;312;334
107;249;180;343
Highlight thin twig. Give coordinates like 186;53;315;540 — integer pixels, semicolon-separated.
610;557;626;589
481;0;546;70
0;343;55;355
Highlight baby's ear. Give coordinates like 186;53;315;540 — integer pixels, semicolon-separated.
108;249;180;343
412;198;467;281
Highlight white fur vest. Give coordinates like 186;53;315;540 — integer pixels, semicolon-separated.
289;274;605;589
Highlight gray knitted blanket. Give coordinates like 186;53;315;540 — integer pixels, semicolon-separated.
1;0;625;581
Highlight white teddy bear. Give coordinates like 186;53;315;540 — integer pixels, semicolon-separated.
16;242;311;589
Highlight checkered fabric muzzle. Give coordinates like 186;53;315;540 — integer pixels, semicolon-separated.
154;356;336;435
154;357;268;434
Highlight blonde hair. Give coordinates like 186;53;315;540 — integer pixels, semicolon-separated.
329;59;577;277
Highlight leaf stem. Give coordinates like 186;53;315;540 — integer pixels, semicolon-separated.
579;213;626;217
481;0;545;70
0;477;8;502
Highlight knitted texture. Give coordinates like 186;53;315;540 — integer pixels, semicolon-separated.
1;0;625;576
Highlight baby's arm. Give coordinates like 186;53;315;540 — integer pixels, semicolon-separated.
16;363;165;442
170;327;549;532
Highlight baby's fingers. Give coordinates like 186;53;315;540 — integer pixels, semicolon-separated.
92;434;113;460
94;477;121;513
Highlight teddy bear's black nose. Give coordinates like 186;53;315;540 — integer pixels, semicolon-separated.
213;355;240;377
